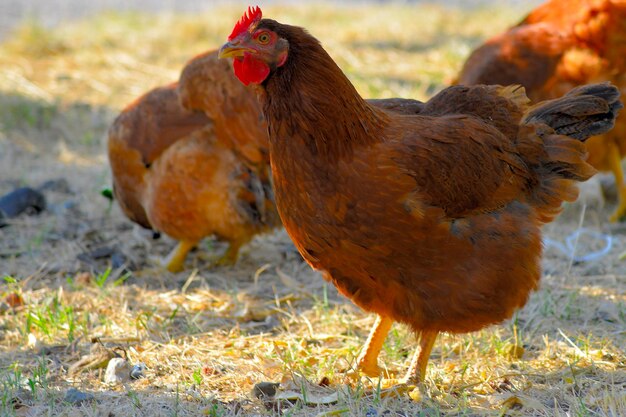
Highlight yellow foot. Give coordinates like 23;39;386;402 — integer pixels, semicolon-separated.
164;260;184;273
347;363;392;382
606;140;626;222
357;362;387;379
346;372;416;399
353;316;393;378
162;240;198;273
210;240;244;268
402;330;438;384
212;253;237;267
211;247;239;267
377;378;419;400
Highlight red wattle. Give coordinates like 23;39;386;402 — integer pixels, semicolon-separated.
233;54;270;86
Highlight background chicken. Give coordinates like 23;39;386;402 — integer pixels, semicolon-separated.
457;0;626;220
108;53;280;272
219;6;621;383
178;50;271;174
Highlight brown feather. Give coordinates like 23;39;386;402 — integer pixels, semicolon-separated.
249;19;620;335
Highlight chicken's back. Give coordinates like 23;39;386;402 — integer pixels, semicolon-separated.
107;83;210;229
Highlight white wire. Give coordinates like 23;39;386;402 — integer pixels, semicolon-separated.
543;228;613;263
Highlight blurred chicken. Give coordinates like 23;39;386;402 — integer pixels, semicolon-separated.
457;0;626;220
108;52;280;272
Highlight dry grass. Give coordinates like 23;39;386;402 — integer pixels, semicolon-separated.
0;3;525;108
0;2;625;416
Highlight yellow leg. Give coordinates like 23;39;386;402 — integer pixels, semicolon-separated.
163;240;198;273
375;330;438;398
402;331;438;384
607;141;626;222
356;315;393;377
213;239;244;267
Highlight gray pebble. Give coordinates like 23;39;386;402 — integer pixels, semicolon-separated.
130;362;147;380
64;388;94;405
252;381;280;399
365;407;378;417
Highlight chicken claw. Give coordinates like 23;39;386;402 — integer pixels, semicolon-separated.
355;315;393;377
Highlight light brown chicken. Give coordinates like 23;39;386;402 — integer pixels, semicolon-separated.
457;0;626;220
108;54;280;272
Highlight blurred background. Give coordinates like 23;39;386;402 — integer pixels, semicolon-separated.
0;0;543;39
0;0;542;110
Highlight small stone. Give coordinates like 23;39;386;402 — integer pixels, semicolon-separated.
130;363;147;380
104;358;131;384
365;406;379;417
252;381;280;399
63;388;94;405
12;388;33;405
111;252;127;269
597;300;619;322
0;187;46;218
27;333;40;350
48;200;77;215
39;178;72;194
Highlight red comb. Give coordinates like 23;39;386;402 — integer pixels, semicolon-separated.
228;6;262;41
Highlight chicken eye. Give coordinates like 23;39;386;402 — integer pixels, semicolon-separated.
257;33;271;44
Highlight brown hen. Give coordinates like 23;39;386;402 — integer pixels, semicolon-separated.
219;7;621;382
108;53;280;272
457;0;626;220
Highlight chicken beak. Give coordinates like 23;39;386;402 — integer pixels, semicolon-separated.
218;41;249;59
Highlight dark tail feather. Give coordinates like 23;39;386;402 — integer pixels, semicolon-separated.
523;82;622;140
519;82;621;222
